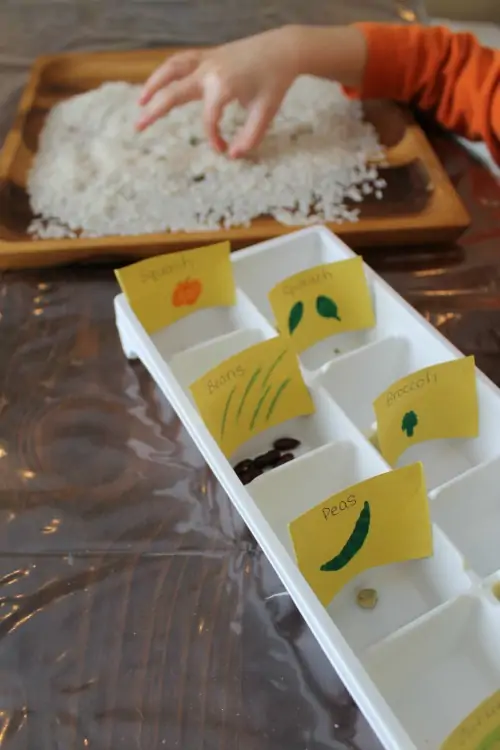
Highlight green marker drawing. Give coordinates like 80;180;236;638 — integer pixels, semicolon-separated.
220;386;236;439
261;349;287;390
402;410;418;438
235;367;261;422
320;502;371;571
288;301;304;335
265;378;291;422
316;295;341;322
249;385;272;431
476;725;500;749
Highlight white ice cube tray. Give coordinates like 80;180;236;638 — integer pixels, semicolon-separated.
114;226;500;750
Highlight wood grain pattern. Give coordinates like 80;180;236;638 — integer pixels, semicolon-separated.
0;47;470;270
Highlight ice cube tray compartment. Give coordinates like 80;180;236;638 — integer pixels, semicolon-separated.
169;328;274;389
365;594;500;750
431;455;500;579
231;231;393;371
228;385;374;470
248;438;389;554
114;226;500;750
328;525;472;653
317;333;500;488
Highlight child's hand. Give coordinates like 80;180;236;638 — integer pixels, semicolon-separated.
136;27;301;158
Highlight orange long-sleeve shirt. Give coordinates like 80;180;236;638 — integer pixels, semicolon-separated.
347;23;500;164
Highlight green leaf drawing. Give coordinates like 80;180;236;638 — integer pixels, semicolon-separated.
316;295;341;322
320;502;370;572
288;301;304;335
401;410;418;438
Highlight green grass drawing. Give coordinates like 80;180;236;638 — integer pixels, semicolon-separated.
265;378;291;421
249;385;272;431
235;367;261;423
261;349;287;391
220;386;236;439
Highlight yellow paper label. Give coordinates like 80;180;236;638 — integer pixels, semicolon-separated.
374;356;479;466
267;257;375;353
114;242;236;334
189;337;315;458
441;690;500;749
289;462;432;606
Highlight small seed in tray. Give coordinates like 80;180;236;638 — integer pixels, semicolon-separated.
254;449;282;469
491;581;500;601
273;437;301;451
234;458;254;475
274;452;295;467
356;588;378;610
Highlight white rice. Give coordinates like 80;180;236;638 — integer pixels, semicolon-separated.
27;78;386;239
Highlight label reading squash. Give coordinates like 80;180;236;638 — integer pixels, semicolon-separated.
114;242;236;334
373;356;479;466
268;256;375;353
440;690;500;750
189;337;315;458
289;463;432;606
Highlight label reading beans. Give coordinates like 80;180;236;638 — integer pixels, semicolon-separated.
114;241;235;334
289;463;432;606
268;257;375;354
190;337;314;458
374;356;479;466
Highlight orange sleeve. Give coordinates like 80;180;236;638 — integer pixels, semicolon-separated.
345;23;500;164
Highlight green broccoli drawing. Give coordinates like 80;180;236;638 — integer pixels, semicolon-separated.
401;410;418;438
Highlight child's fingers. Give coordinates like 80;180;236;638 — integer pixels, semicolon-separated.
228;97;278;158
202;72;232;153
139;52;201;106
136;77;201;131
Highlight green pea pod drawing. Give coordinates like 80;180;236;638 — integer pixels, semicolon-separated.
288;301;304;335
320;502;371;572
316;295;341;322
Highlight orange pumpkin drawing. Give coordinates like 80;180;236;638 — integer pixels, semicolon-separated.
172;278;203;307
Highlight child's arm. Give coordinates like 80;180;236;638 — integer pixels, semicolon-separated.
345;23;500;162
137;23;500;162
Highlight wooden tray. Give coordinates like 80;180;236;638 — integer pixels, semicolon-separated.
0;48;470;270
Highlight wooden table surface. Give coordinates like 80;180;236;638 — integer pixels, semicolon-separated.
0;130;499;750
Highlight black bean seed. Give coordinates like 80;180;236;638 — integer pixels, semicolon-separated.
234;459;254;475
273;437;301;451
254;449;281;469
240;467;263;485
274;452;295;467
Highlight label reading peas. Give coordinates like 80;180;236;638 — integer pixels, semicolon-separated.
268;256;375;354
289;463;432;606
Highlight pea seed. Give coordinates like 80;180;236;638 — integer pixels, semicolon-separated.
356;588;378;610
491;581;500;601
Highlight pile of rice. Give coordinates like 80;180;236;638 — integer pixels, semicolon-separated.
27;78;386;239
